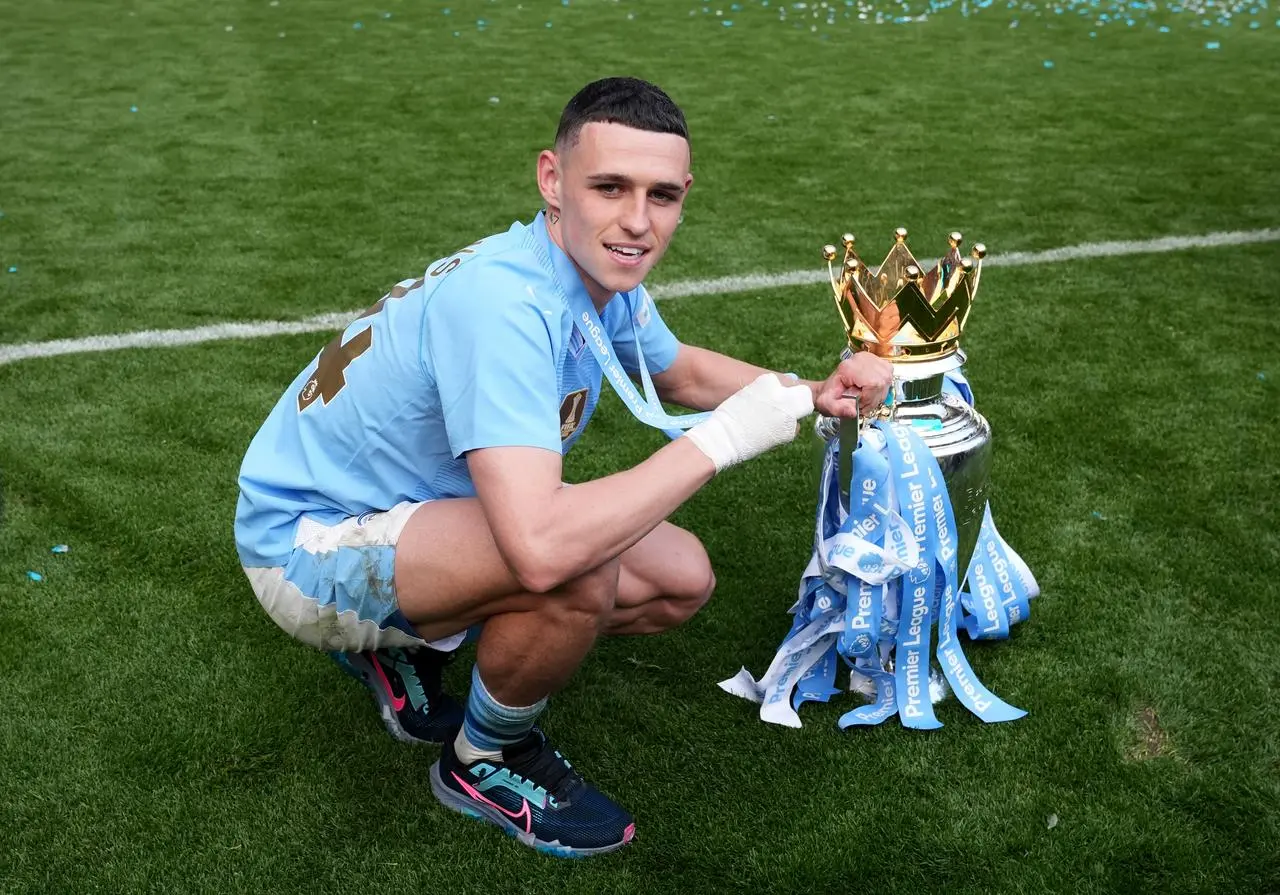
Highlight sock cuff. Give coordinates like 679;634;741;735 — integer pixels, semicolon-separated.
470;664;547;720
463;665;547;752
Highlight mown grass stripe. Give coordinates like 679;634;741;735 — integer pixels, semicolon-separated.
1;227;1276;366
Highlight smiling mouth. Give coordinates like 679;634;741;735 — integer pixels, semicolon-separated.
605;244;648;260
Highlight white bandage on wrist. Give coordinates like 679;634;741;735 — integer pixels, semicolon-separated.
685;373;815;472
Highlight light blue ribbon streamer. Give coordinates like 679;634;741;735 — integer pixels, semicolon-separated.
878;420;944;729
568;288;714;435
833;443;899;727
837;444;890;659
940;371;1033;639
835;441;900;728
942;369;974;406
960;505;1013;639
718;371;1036;729
792;642;841;711
812;439;920;589
840;661;899;728
907;427;1027;723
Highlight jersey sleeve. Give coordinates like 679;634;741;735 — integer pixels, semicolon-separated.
609;285;681;376
423;259;563;457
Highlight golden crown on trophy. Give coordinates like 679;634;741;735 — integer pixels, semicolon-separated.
822;229;986;362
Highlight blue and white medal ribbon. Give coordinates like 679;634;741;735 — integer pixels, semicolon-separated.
567;286;712;437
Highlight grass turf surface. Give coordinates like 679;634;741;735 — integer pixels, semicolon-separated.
1;0;1278;892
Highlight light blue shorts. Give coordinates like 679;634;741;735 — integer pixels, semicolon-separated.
242;500;467;654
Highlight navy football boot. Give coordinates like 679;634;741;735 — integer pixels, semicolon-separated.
430;728;636;857
332;647;464;744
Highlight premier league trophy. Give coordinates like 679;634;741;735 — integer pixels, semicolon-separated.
720;229;1041;730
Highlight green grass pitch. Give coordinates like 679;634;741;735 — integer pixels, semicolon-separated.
1;0;1278;892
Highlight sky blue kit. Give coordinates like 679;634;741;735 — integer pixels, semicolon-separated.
235;211;681;569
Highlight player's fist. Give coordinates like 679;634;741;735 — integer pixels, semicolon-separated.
813;352;894;419
685;373;815;472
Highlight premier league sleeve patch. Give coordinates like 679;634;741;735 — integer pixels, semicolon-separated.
559;388;588;440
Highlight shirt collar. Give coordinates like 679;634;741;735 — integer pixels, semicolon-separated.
530;210;619;315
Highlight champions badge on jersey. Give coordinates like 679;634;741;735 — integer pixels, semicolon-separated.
720;229;1040;730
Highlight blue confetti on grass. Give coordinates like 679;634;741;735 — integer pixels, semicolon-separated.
1205;39;1220;47
1258;371;1268;381
130;105;138;112
353;21;363;29
52;544;69;554
7;266;16;273
723;18;734;24
1043;59;1054;67
27;571;43;582
1091;510;1107;520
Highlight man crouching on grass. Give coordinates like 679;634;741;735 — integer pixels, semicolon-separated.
234;76;891;857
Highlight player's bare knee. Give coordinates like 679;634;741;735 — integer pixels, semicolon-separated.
699;568;717;607
684;567;717;618
684;548;715;605
655;565;715;631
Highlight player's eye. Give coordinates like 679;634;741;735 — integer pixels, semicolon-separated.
650;190;677;203
595;184;622;196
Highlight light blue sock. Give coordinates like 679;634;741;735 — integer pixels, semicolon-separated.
456;664;546;762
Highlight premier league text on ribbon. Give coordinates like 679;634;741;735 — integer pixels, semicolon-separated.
720;229;1042;730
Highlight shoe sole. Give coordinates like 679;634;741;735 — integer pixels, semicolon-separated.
332;652;442;745
429;760;636;858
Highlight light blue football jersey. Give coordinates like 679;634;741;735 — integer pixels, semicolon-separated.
234;212;682;567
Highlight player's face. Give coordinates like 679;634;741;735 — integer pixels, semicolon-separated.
538;122;692;305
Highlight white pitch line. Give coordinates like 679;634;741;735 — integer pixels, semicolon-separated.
2;227;1277;366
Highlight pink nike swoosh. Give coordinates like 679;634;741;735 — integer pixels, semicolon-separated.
452;772;533;835
370;656;406;712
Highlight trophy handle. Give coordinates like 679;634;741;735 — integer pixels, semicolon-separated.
837;394;859;510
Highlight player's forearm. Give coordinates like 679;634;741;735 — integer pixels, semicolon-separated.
661;345;819;411
518;437;715;592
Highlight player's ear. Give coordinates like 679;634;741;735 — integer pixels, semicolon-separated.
536;149;562;211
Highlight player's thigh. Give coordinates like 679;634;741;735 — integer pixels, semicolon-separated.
614;521;715;611
392;496;596;641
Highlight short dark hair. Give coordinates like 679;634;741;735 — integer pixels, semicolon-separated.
554;77;689;150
